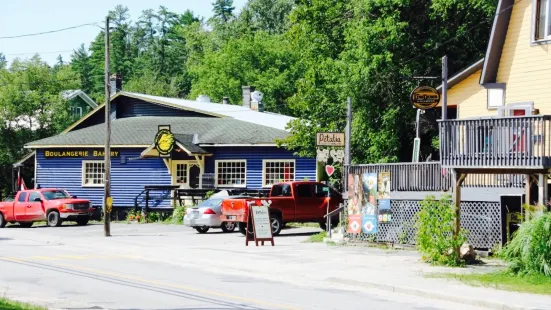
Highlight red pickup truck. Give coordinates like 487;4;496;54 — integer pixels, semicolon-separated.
221;181;342;236
0;188;94;228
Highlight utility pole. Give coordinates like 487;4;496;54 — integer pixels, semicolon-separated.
442;55;448;120
344;97;352;191
103;15;111;237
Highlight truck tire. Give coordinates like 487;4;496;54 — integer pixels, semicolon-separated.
220;222;236;233
238;222;254;237
319;220;339;231
47;210;62;227
271;217;282;236
19;222;33;228
76;218;89;226
0;213;6;228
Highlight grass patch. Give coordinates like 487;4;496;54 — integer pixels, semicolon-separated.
304;230;327;243
0;297;46;310
286;222;321;228
428;271;551;295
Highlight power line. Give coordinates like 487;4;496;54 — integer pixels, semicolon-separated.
0;22;100;39
402;0;525;66
4;50;74;56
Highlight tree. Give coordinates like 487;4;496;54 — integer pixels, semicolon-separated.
0;53;7;70
243;0;294;34
212;0;235;23
71;44;94;95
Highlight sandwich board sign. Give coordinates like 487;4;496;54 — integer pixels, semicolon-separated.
245;201;275;246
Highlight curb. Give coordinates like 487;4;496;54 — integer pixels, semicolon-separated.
326;277;547;310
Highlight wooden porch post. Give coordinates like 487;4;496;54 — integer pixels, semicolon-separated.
453;170;467;261
538;174;548;212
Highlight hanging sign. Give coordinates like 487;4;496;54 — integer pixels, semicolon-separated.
316;132;345;147
410;86;440;110
154;125;175;158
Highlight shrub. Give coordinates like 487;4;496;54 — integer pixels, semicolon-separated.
415;194;468;266
170;206;186;224
501;211;551;277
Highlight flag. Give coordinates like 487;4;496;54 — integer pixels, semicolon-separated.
17;169;27;191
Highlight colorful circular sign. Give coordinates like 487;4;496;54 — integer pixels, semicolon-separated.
154;129;175;156
410;86;441;110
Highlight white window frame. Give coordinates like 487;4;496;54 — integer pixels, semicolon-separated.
262;159;296;188
81;160;105;187
70;106;83;118
485;83;506;110
532;0;551;44
214;160;247;188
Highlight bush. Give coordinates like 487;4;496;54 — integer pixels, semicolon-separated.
501;211;551;277
170;206;186;225
415;194;468;266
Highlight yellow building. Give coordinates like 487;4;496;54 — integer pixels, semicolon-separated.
439;0;551;206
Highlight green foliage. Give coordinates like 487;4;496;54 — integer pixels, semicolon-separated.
205;190;216;199
170;206;187;224
0;297;46;310
501;211;551;277
415;194;468;266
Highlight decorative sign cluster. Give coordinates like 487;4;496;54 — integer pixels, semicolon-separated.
316;132;345;177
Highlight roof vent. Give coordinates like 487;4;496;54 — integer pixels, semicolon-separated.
222;97;229;105
192;134;199;144
196;95;211;103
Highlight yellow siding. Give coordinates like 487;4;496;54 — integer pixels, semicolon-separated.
446;69;492;119
497;0;551;113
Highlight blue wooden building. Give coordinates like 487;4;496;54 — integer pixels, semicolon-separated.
17;90;317;208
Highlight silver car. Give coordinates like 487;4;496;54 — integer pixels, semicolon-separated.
183;195;249;234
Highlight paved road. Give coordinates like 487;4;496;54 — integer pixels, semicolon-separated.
0;223;472;310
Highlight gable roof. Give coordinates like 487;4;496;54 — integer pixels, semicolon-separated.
63;91;295;133
437;58;485;92
480;0;515;84
25;116;290;148
62;90;98;108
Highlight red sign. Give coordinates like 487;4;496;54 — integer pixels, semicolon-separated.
325;165;335;177
347;215;361;234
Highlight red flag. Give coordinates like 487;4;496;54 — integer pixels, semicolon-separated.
17;169;27;191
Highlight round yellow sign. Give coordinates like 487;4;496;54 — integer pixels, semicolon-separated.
154;129;175;156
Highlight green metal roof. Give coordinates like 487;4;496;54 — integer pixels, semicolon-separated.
25;116;290;148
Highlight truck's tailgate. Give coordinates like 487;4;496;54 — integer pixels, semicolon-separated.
221;199;252;222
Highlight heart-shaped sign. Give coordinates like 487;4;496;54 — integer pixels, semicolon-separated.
325;165;335;177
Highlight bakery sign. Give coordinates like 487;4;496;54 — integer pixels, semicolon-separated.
44;150;120;158
316;132;345;147
410;86;441;110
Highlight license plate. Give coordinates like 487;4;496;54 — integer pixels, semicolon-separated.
227;215;236;220
192;211;200;218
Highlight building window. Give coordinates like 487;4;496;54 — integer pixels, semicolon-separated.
487;88;504;109
82;161;104;187
262;160;295;187
535;0;551;41
215;160;246;187
70;106;83;118
175;163;188;184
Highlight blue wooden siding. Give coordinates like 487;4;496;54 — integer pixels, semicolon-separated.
114;97;213;118
204;147;316;189
35;149;171;208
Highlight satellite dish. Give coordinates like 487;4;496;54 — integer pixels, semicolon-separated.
251;90;263;102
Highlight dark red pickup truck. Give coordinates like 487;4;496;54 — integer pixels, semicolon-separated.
0;188;94;228
221;181;342;236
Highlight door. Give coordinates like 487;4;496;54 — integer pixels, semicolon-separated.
294;183;321;221
189;165;200;189
14;192;28;221
507;105;532;154
27;191;45;221
172;161;200;189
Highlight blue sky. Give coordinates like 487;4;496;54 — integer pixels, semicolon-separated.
0;0;247;65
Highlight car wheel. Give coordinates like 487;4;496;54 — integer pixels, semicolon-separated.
319;221;327;231
195;227;209;234
221;221;236;233
19;222;33;228
47;210;62;227
76;218;89;226
0;213;5;228
271;217;282;236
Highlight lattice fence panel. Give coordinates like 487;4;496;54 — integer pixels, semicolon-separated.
343;200;501;249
